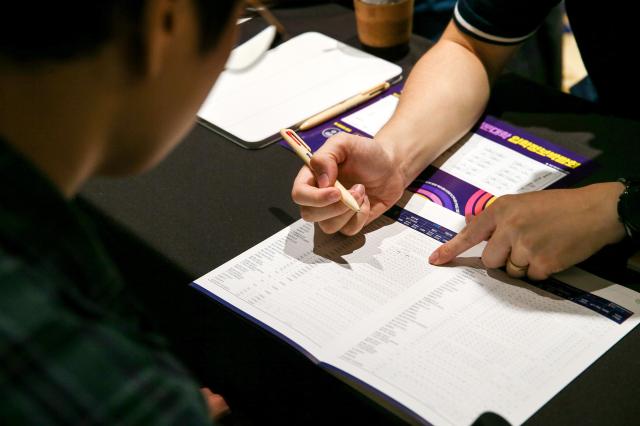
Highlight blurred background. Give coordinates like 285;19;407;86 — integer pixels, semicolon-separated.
257;0;594;102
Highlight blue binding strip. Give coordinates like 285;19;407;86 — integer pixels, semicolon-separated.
384;205;456;243
532;278;633;324
385;204;633;324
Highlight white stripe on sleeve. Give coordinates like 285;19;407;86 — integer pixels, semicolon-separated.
453;3;536;44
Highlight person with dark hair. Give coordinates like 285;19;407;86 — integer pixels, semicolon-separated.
0;0;241;422
291;1;637;281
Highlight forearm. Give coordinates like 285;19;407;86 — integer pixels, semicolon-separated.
377;38;491;187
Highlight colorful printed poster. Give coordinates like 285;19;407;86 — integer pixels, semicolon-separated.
282;83;590;217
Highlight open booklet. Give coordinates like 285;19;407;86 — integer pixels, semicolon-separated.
194;112;640;424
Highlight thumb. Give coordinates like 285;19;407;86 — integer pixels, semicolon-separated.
201;388;230;420
310;133;353;188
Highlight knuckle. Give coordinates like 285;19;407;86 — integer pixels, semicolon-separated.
458;232;476;247
490;196;508;210
327;131;349;144
527;267;549;281
299;207;313;222
481;253;501;269
340;221;361;237
490;195;515;216
309;157;327;173
503;211;525;229
530;255;556;277
339;228;357;237
516;235;536;252
318;221;338;235
440;243;455;258
309;154;324;166
291;186;303;202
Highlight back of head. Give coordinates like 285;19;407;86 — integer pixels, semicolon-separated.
0;0;239;66
0;0;241;191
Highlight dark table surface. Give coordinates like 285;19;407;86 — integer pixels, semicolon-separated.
82;4;640;425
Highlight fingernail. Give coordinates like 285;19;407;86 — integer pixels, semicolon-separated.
353;184;365;196
317;173;329;188
429;250;440;265
329;190;341;202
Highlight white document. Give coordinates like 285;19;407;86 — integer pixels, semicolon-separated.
198;32;402;146
342;93;401;137
433;135;567;195
194;192;640;425
195;85;623;424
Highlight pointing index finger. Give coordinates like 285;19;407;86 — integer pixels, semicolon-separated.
429;210;496;265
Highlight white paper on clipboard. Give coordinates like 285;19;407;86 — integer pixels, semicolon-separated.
197;32;403;149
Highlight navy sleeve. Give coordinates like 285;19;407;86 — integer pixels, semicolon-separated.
453;0;562;45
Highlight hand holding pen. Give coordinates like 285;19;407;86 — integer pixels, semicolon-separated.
286;130;407;236
281;129;360;212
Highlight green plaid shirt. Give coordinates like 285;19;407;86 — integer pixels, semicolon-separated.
0;137;211;424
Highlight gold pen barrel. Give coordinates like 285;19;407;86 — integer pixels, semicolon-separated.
299;80;391;131
280;129;361;213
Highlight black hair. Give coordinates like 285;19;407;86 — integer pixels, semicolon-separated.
0;0;238;64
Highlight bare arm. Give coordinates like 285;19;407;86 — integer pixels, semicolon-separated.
377;22;520;187
290;21;523;236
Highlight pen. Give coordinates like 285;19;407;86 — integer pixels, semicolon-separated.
280;129;361;213
298;81;391;131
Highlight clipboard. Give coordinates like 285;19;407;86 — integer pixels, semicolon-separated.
197;32;403;149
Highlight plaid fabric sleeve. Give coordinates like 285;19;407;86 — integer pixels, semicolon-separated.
0;260;212;425
453;0;562;45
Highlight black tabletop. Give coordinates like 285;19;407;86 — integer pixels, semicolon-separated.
82;4;640;425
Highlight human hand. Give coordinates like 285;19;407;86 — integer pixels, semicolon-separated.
291;132;407;235
428;183;627;280
200;387;230;420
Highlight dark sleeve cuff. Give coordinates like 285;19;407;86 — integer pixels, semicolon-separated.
453;0;561;45
618;178;640;245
